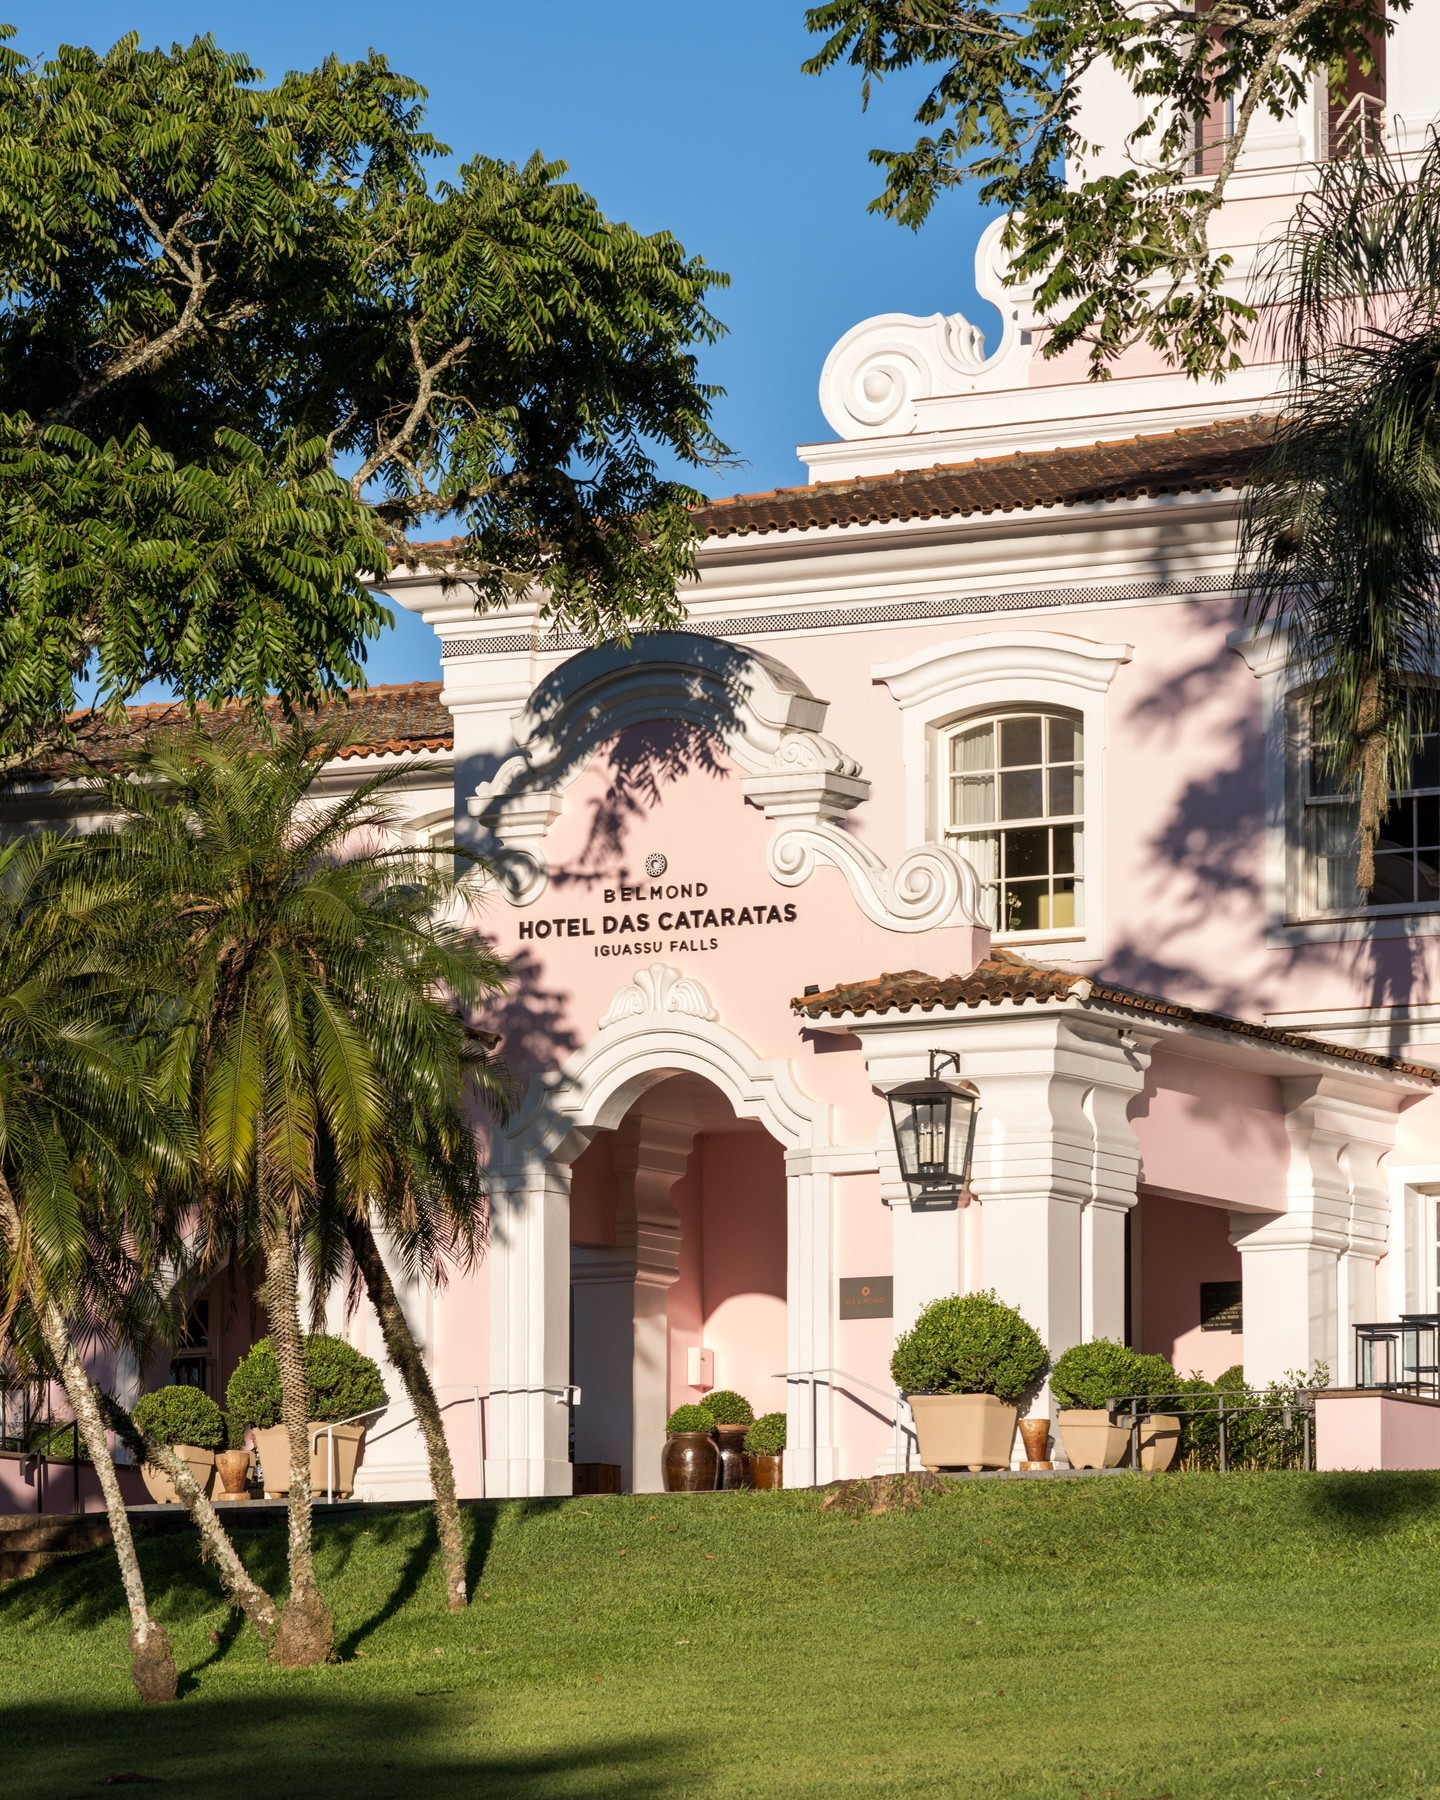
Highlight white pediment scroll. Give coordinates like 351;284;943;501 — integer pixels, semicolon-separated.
599;964;718;1030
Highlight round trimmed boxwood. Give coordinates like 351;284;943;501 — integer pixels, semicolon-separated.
890;1291;1048;1404
665;1403;714;1434
1132;1351;1181;1407
132;1385;226;1450
703;1389;753;1427
225;1335;386;1428
744;1411;786;1456
1049;1338;1144;1411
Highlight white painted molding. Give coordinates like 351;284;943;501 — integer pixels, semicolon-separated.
872;627;1131;959
598;963;718;1030
467;631;872;904
767;823;986;933
818;219;1036;441
874;630;1132;709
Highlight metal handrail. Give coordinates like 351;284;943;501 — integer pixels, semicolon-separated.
773;1365;915;1480
1105;1388;1317;1473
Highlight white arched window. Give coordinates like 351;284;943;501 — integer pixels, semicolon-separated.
943;709;1084;934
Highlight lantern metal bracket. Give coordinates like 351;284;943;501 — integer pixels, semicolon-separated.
929;1050;962;1081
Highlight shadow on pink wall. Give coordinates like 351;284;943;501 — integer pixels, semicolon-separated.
1137;1189;1244;1380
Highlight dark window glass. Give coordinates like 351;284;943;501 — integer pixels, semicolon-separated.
1000;768;1045;819
1000;715;1043;767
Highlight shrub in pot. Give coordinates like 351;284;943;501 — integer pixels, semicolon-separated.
227;1335;385;1499
661;1402;719;1493
1131;1352;1182;1471
1050;1338;1142;1470
744;1411;786;1489
890;1291;1048;1472
704;1389;754;1489
132;1385;224;1503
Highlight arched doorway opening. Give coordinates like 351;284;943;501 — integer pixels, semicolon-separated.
568;1073;787;1493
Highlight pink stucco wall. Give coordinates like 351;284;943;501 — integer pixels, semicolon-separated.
0;1450;147;1515
1136;1190;1244;1381
1315;1391;1440;1471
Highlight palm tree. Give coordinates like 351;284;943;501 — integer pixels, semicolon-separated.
1241;134;1440;895
88;725;508;1663
0;834;181;1703
307;1028;504;1612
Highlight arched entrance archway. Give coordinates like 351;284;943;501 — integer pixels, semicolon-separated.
484;963;838;1497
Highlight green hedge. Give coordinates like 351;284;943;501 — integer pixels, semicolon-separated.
225;1335;386;1428
132;1385;226;1450
665;1404;714;1433
890;1291;1048;1404
703;1389;754;1426
744;1411;786;1456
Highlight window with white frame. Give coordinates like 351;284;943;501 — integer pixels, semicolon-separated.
1300;695;1440;917
943;709;1084;934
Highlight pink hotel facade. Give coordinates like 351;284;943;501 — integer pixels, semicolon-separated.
21;16;1440;1500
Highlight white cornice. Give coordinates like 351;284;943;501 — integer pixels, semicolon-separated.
874;630;1132;708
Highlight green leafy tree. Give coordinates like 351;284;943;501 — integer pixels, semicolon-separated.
803;0;1398;378
0;27;730;770
1241;137;1440;894
84;726;508;1665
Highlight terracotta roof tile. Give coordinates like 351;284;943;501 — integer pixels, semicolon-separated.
792;950;1438;1083
21;682;452;780
695;419;1271;541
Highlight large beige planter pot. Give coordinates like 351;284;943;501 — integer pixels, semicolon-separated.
1137;1412;1180;1472
140;1445;216;1504
1058;1409;1131;1471
909;1393;1019;1472
254;1422;367;1498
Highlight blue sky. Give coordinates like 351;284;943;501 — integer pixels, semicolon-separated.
18;3;993;684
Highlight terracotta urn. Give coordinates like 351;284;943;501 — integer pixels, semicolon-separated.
661;1430;720;1493
749;1451;783;1490
714;1423;752;1489
1018;1417;1052;1469
215;1447;252;1498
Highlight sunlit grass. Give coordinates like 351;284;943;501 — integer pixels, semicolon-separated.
3;1473;1438;1797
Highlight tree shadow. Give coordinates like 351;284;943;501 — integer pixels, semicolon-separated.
1303;1470;1440;1536
336;1510;444;1658
3;1693;683;1800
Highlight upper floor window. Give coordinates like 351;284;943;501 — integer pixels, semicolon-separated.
1303;698;1440;916
944;709;1084;934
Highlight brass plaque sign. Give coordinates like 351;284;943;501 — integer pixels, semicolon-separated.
839;1277;893;1321
1200;1280;1243;1332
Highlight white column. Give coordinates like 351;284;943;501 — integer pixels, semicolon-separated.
485;1162;574;1497
784;1152;839;1486
1233;1076;1402;1388
611;1114;697;1494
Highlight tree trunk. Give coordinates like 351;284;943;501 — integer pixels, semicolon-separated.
100;1394;276;1640
0;1180;177;1704
346;1216;468;1610
261;1205;334;1666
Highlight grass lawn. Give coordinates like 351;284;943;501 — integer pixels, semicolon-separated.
3;1473;1439;1798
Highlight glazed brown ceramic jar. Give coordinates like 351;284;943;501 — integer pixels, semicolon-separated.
748;1451;783;1490
661;1430;720;1492
714;1423;752;1489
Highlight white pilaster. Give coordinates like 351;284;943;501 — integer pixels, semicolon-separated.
783;1152;839;1486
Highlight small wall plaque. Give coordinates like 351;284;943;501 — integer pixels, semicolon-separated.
839;1276;893;1321
1200;1280;1243;1332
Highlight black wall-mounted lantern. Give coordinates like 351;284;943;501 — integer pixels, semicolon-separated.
886;1051;978;1197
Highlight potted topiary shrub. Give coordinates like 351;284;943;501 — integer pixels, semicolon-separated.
661;1403;719;1492
227;1334;386;1499
131;1385;225;1503
1050;1338;1142;1469
1131;1352;1182;1472
703;1389;755;1489
890;1291;1048;1472
214;1412;253;1500
743;1411;786;1489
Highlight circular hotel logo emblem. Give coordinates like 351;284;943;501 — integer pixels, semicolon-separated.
644;852;668;878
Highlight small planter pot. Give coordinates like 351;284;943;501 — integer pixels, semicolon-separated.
140;1445;217;1505
909;1394;1019;1472
1057;1409;1131;1471
214;1447;253;1498
714;1424;752;1490
1137;1412;1180;1472
749;1451;783;1490
661;1430;719;1493
1018;1417;1052;1469
254;1422;368;1498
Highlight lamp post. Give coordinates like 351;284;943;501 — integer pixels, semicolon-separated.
886;1051;978;1200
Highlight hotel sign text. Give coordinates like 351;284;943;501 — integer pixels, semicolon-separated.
516;879;799;958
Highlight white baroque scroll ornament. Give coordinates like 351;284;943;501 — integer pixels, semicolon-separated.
766;824;984;933
598;963;719;1030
